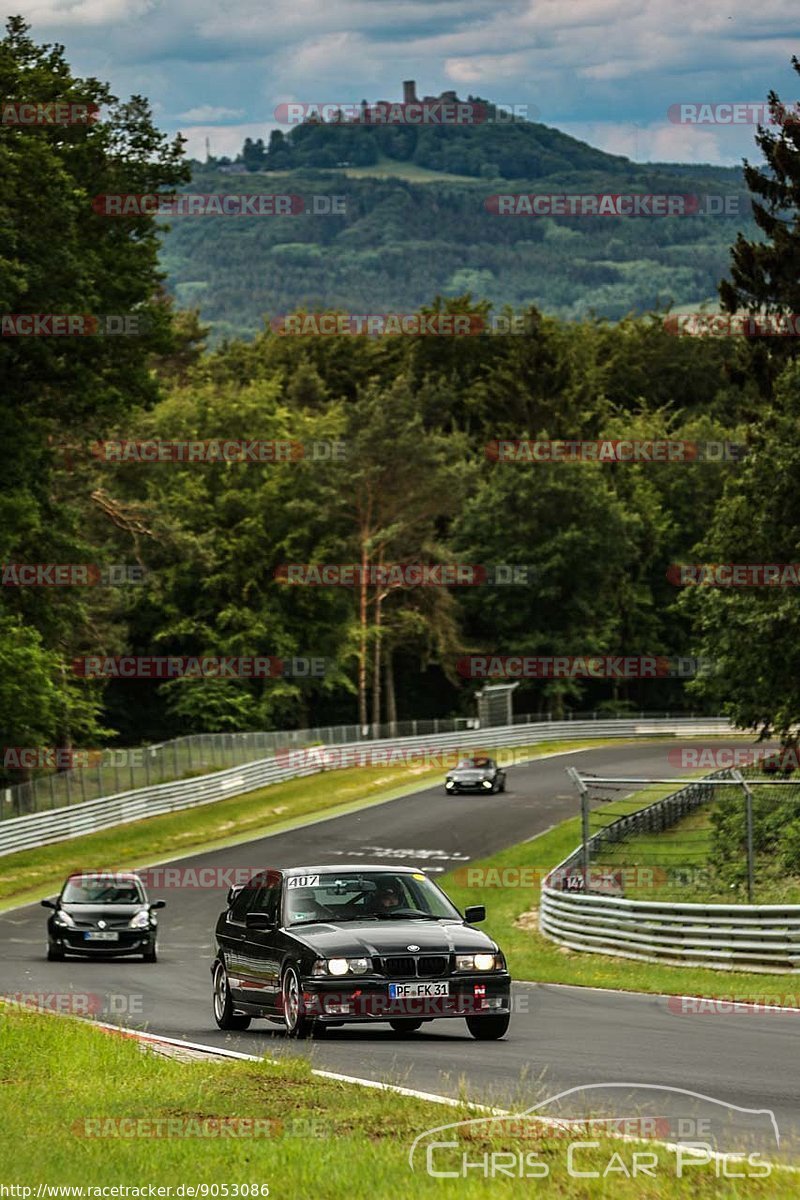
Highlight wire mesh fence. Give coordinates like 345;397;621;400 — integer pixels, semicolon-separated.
0;709;711;822
568;758;800;904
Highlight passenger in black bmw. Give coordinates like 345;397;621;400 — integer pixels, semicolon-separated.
212;865;511;1040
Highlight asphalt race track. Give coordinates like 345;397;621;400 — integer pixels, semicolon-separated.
2;740;798;1160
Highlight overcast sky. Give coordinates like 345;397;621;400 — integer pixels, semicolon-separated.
13;0;799;165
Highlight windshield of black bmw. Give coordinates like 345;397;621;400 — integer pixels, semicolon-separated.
61;878;145;905
284;872;461;924
456;758;490;769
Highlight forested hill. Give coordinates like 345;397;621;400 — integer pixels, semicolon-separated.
158;100;753;341
252;101;633;178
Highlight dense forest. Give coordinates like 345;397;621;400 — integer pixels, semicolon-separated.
163;161;752;341
161;107;752;340
2;20;800;780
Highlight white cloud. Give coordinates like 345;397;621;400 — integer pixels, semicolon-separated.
178;122;273;161
178;105;245;122
11;0;798;164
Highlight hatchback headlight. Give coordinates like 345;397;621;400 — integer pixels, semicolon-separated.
455;953;498;971
53;910;74;928
129;910;151;929
312;957;370;976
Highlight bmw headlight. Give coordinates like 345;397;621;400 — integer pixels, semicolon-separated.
129;910;151;929
53;910;74;928
312;957;370;976
455;953;498;971
482;779;493;789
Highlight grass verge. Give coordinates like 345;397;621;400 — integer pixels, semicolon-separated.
442;816;800;1002
0;738;618;910
0;1004;791;1195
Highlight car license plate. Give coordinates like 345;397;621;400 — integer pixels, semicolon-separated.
389;981;449;999
84;931;119;941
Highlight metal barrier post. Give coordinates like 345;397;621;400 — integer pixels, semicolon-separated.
732;769;756;903
567;766;591;888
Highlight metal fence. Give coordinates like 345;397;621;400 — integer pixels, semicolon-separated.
0;715;734;857
1;709;716;821
541;769;800;973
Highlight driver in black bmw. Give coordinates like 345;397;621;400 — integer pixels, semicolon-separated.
212;864;511;1040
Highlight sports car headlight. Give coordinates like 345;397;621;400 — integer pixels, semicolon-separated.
313;957;370;976
53;910;74;928
482;779;493;788
129;910;151;929
456;953;497;971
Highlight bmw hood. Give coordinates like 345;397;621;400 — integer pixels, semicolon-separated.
450;769;491;782
289;920;497;957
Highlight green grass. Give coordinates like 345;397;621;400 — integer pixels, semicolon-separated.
442;815;800;1001
591;781;800;905
0;737;620;910
0;1004;793;1193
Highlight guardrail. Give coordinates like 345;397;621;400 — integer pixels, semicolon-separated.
540;770;800;973
0;709;715;821
0;716;736;858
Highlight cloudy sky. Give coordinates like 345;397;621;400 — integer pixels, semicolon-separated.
13;0;799;165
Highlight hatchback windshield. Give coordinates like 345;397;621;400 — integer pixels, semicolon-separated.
457;757;491;768
62;876;145;904
284;871;462;924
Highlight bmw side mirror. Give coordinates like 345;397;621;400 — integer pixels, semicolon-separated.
150;899;166;910
245;912;275;930
40;899;56;909
464;905;486;924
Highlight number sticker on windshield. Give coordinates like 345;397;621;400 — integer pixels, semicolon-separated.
288;874;320;889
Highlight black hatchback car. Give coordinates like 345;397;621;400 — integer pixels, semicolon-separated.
212;864;511;1039
445;755;506;795
42;871;165;961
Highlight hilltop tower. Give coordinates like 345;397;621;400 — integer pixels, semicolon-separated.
403;80;418;105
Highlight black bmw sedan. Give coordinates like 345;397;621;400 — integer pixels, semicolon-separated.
212;864;511;1039
42;871;165;961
